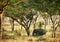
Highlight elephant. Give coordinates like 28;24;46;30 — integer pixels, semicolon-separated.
32;29;46;36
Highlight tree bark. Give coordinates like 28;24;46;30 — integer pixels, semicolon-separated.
0;15;2;40
0;11;4;39
25;28;30;36
33;21;36;29
49;15;56;38
52;24;56;38
52;30;56;38
44;19;47;30
10;18;14;32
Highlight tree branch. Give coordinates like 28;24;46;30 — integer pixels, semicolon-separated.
10;0;22;7
10;17;26;28
54;17;58;24
2;0;9;8
19;18;27;27
28;20;32;29
49;15;54;25
14;0;22;5
55;20;60;31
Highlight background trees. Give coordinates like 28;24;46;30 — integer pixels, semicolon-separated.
28;0;60;38
0;0;9;39
1;0;60;37
5;2;39;36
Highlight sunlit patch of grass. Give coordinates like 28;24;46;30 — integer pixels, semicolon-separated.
28;38;33;42
14;30;21;36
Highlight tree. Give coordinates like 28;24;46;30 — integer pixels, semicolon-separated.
40;12;49;29
5;2;38;36
1;0;60;37
46;0;60;38
10;18;14;32
33;11;39;29
28;0;60;38
0;0;9;39
49;15;60;38
0;0;23;38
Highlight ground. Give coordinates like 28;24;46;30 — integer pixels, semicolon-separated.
1;36;60;42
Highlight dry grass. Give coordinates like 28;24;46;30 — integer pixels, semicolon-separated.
2;19;60;42
1;35;60;42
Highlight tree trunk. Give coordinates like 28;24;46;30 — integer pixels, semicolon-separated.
0;12;4;39
0;15;2;40
50;15;56;38
44;19;47;30
52;25;56;38
39;22;42;29
52;29;56;38
25;28;30;36
10;18;14;32
33;22;36;29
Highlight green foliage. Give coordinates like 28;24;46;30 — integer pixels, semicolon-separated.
28;0;60;15
5;0;60;18
20;2;28;9
5;1;34;21
26;11;35;20
8;0;18;4
41;12;49;19
28;0;43;10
